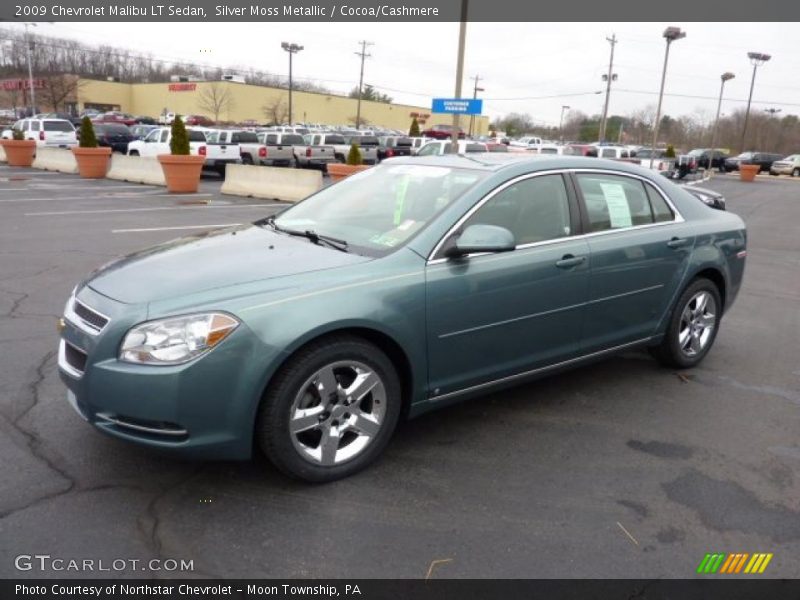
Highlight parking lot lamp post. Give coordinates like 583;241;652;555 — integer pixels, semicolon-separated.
740;52;770;151
281;42;303;125
354;41;373;131
450;0;468;153
24;23;38;115
650;26;685;153
709;72;735;168
559;105;570;142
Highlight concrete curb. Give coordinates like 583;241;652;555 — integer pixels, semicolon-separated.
221;164;322;203
106;154;166;186
31;147;78;174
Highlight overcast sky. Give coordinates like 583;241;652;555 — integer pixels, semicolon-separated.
15;21;800;125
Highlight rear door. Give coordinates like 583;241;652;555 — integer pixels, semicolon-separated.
573;171;694;352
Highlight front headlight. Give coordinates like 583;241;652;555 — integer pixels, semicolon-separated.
119;313;239;365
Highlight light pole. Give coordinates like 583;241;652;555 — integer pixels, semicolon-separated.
354;40;373;130
651;26;685;152
281;41;303;125
740;52;770;151
450;0;468;153
24;23;38;115
598;33;617;142
468;75;483;137
763;107;781;117
559;105;570;142
709;72;734;172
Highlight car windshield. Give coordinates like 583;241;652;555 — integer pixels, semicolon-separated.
736;152;753;159
272;164;487;256
783;155;798;161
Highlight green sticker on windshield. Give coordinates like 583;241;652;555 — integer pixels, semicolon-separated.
393;176;410;226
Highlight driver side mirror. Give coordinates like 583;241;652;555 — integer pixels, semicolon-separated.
446;224;516;258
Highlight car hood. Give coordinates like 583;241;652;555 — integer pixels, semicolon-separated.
86;224;371;304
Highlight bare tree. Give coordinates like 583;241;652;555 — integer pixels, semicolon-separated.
42;74;84;112
262;97;288;125
197;82;234;123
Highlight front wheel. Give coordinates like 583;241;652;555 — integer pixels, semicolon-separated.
257;336;402;482
651;278;721;369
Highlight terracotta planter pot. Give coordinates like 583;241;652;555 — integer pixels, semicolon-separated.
0;139;37;167
72;146;112;179
327;163;370;182
739;164;760;182
157;154;206;193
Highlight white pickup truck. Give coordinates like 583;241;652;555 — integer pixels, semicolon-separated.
298;133;337;169
305;133;352;163
257;132;301;167
201;129;243;175
126;126;206;158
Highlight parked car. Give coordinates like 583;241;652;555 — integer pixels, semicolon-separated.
342;135;379;165
130;124;158;140
685;148;728;171
94;112;137;127
769;154;800;177
197;129;242;175
93;123;134;153
417;140;488;156
257;132;305;167
35;111;82;127
563;144;598;157
724;152;783;173
126;126;206;158
184;115;215;127
592;145;636;160
57;155;747;482
422;124;465;140
408;137;429;155
2;118;77;147
509;136;544;149
298;134;337;169
634;148;673;172
485;143;509;153
213;129;273;167
682;185;726;211
377;136;413;161
158;112;177;125
134;115;157;125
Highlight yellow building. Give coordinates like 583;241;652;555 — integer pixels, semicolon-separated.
75;78;489;134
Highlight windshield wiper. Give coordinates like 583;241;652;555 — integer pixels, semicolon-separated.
261;216;349;253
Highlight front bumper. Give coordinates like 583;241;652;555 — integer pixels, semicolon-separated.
57;287;281;460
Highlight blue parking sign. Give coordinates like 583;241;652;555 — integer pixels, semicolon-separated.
431;98;483;115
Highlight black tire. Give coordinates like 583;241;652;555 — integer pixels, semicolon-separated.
257;335;402;482
241;154;253;165
651;278;722;369
793;168;800;178
129;150;139;156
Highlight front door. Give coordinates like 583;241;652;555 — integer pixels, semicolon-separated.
426;173;590;397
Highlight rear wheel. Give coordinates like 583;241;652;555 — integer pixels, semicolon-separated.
129;150;139;156
793;168;800;178
651;278;721;369
241;154;253;165
257;336;402;482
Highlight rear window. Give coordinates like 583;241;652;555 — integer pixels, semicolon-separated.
359;136;379;145
233;132;258;143
324;135;346;145
99;124;129;134
282;134;304;145
395;137;412;147
465;143;487;153
43;120;74;132
188;130;207;142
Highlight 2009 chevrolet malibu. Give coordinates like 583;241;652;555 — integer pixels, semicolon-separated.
58;155;747;481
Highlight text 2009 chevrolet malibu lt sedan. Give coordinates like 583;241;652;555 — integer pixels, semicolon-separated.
58;155;747;482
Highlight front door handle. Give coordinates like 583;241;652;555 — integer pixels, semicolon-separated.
555;254;586;269
667;237;690;249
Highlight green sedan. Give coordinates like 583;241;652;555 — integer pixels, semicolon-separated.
58;155;747;481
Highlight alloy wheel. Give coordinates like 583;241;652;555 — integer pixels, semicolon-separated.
678;291;717;357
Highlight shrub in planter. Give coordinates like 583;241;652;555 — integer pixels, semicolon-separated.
409;117;421;137
0;128;37;167
328;143;370;182
157;114;205;193
72;116;112;178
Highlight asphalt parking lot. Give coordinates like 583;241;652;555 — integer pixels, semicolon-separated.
0;166;798;579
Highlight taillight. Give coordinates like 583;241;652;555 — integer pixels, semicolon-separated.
386;149;394;158
306;147;312;157
198;146;206;156
259;147;267;158
39;130;45;141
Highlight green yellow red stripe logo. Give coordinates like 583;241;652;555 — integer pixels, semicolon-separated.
697;553;773;574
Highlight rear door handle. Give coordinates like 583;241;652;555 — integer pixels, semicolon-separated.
555;254;586;269
667;237;690;249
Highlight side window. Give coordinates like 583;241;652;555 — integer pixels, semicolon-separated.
418;143;439;156
144;130;159;142
576;174;655;232
267;134;277;144
160;130;169;143
645;184;675;223
30;121;40;132
601;148;615;158
461;175;572;246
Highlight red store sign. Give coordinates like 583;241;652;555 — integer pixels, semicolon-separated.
168;83;197;92
1;78;45;90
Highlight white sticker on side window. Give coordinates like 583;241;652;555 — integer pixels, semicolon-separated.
599;183;632;228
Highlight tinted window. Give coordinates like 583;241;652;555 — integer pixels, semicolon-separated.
282;134;304;145
324;135;345;145
360;136;379;145
396;138;412;147
43;121;74;132
99;124;129;134
233;132;258;143
645;184;675;223
188;130;206;142
463;175;572;246
465;144;486;153
577;174;657;231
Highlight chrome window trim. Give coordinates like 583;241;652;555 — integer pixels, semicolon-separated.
426;168;685;265
58;339;85;380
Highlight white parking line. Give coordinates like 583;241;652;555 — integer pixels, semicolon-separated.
25;204;282;216
0;184;158;192
113;224;242;233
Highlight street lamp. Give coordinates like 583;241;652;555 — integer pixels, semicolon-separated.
24;23;38;116
709;72;735;171
764;107;781;116
559;105;570;142
740;52;771;151
468;78;484;136
650;26;686;152
281;41;303;125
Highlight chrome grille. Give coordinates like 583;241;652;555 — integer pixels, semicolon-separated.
73;300;109;332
